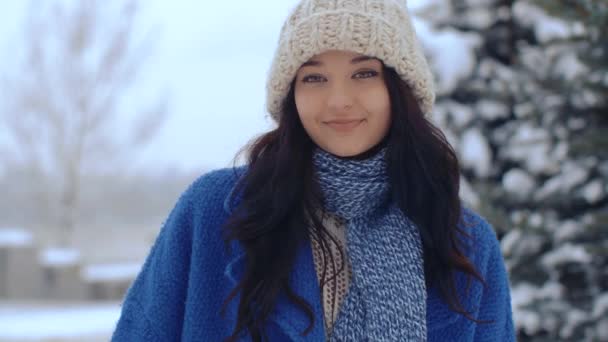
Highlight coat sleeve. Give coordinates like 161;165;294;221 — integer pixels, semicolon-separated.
473;220;516;342
111;182;197;342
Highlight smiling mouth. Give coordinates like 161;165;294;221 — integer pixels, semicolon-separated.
324;119;365;132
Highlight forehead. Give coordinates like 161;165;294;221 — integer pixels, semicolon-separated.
300;50;380;68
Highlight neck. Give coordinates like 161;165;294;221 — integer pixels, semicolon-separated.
340;137;389;161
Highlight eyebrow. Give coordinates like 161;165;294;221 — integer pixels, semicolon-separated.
300;55;376;67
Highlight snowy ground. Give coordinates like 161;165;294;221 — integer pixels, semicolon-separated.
0;301;121;342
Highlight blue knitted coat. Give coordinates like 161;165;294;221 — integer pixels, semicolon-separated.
112;168;515;341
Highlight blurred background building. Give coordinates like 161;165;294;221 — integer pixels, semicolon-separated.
0;0;606;341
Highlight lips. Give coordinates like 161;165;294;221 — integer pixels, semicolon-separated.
324;119;364;132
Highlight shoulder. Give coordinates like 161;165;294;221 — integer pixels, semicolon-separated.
156;166;247;245
460;207;499;246
458;207;504;274
180;166;247;214
188;166;247;199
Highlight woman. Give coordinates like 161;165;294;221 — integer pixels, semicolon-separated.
112;0;515;341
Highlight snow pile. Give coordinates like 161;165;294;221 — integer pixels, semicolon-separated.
39;248;82;267
0;303;120;340
81;262;142;283
0;228;33;247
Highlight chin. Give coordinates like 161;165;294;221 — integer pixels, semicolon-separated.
324;145;367;157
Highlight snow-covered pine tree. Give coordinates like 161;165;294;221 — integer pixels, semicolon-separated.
414;0;607;340
519;1;608;340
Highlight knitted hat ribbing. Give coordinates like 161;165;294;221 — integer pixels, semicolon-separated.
265;0;435;121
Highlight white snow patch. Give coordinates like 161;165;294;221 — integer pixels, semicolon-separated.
516;233;544;256
536;162;589;200
597;318;608;341
478;59;516;82
552;141;568;161
510;211;525;224
409;0;451;25
463;8;494;30
542;162;588;195
504;123;556;174
582;179;604;204
593;293;608;319
409;0;441;12
503;168;535;198
476;100;509;121
513;2;584;43
560;309;588;339
515;309;541;335
535;177;562;200
0;303;120;340
512;281;566;334
582;213;595;226
500;229;522;257
81;262;142;283
511;282;564;334
431;104;448;128
511;282;537;309
568;117;586;130
538;281;564;300
413;17;481;93
535;16;572;43
556;52;588;81
528;213;543;228
445;100;474;129
460;128;492;177
554;220;584;243
39;248;82;267
541;243;592;268
514;103;535;118
459;176;480;208
512;282;564;309
0;228;34;247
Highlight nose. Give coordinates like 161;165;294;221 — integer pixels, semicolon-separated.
326;82;354;112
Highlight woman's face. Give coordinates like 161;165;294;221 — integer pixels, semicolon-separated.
294;50;391;157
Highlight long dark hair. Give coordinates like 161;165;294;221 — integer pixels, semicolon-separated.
221;66;484;341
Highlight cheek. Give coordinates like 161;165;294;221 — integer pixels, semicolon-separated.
363;87;391;127
295;90;322;128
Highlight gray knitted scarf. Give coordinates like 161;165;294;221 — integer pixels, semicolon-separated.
312;147;427;341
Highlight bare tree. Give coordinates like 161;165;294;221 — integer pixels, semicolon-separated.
0;0;168;247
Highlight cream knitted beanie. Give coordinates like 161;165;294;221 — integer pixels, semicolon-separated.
265;0;435;121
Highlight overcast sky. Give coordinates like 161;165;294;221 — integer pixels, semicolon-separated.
0;0;428;172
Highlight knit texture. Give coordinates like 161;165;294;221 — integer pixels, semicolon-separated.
111;167;516;341
313;147;427;340
266;0;435;121
309;212;351;336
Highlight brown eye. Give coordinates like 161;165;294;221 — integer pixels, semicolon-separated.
302;75;326;83
353;70;379;79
